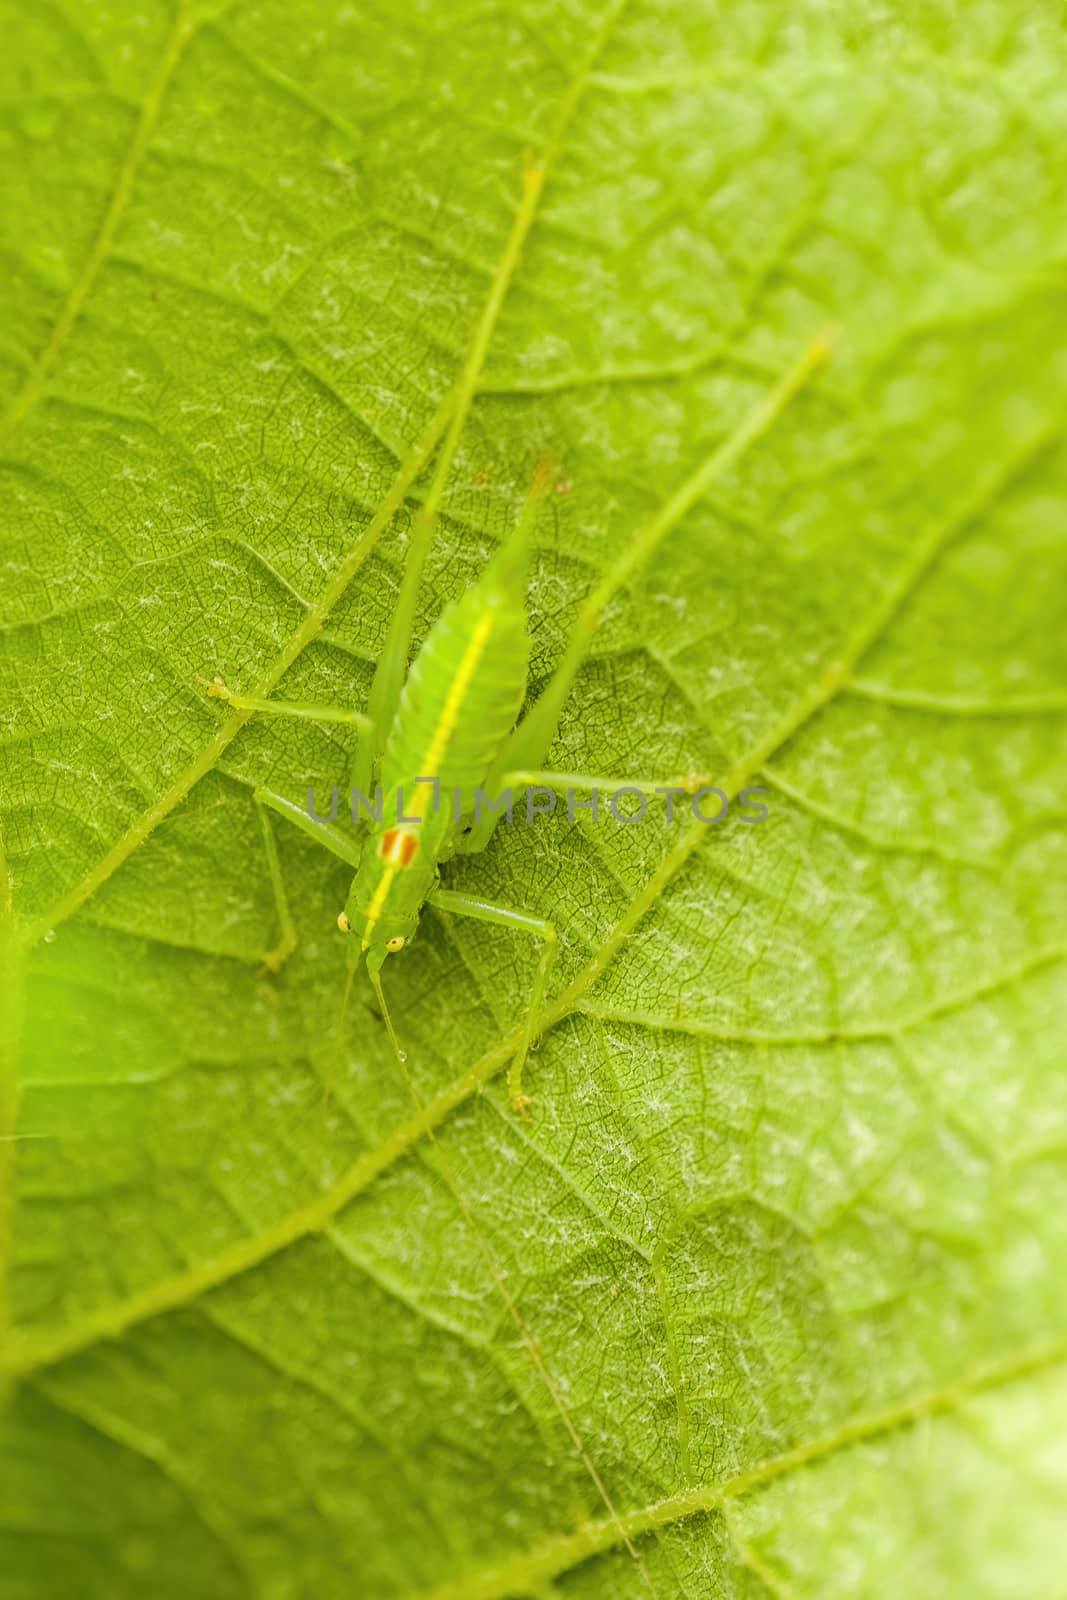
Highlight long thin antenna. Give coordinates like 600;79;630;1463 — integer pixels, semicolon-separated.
365;967;660;1597
369;969;408;1064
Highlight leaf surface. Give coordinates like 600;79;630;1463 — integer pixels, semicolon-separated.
1;3;1066;1596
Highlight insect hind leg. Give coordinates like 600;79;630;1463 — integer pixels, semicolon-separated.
461;330;832;857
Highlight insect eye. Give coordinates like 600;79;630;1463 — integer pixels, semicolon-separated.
337;912;352;933
386;935;405;952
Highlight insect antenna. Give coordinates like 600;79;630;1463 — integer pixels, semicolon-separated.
368;967;407;1065
362;969;660;1597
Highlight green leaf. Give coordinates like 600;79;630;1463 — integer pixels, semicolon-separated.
2;2;1066;1597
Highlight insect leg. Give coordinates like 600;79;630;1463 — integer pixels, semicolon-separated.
505;769;707;794
427;887;558;1114
355;162;554;796
463;330;832;854
253;796;298;973
244;786;361;973
199;676;374;732
455;769;715;853
354;504;436;796
253;786;363;868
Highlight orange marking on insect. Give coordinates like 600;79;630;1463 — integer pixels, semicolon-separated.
378;828;419;867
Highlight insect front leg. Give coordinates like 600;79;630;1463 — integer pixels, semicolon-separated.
198;676;374;733
427;887;558;1115
199;678;374;964
247;785;363;973
253;796;299;973
254;786;363;868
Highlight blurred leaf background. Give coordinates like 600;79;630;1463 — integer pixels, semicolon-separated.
1;2;1067;1596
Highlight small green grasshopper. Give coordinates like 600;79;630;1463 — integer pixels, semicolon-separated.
202;332;829;1108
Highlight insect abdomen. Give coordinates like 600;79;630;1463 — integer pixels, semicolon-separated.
382;572;530;802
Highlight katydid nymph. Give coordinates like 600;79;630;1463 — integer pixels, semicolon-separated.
202;330;831;1113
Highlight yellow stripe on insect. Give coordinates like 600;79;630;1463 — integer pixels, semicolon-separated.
362;611;497;945
361;864;399;947
410;610;496;814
